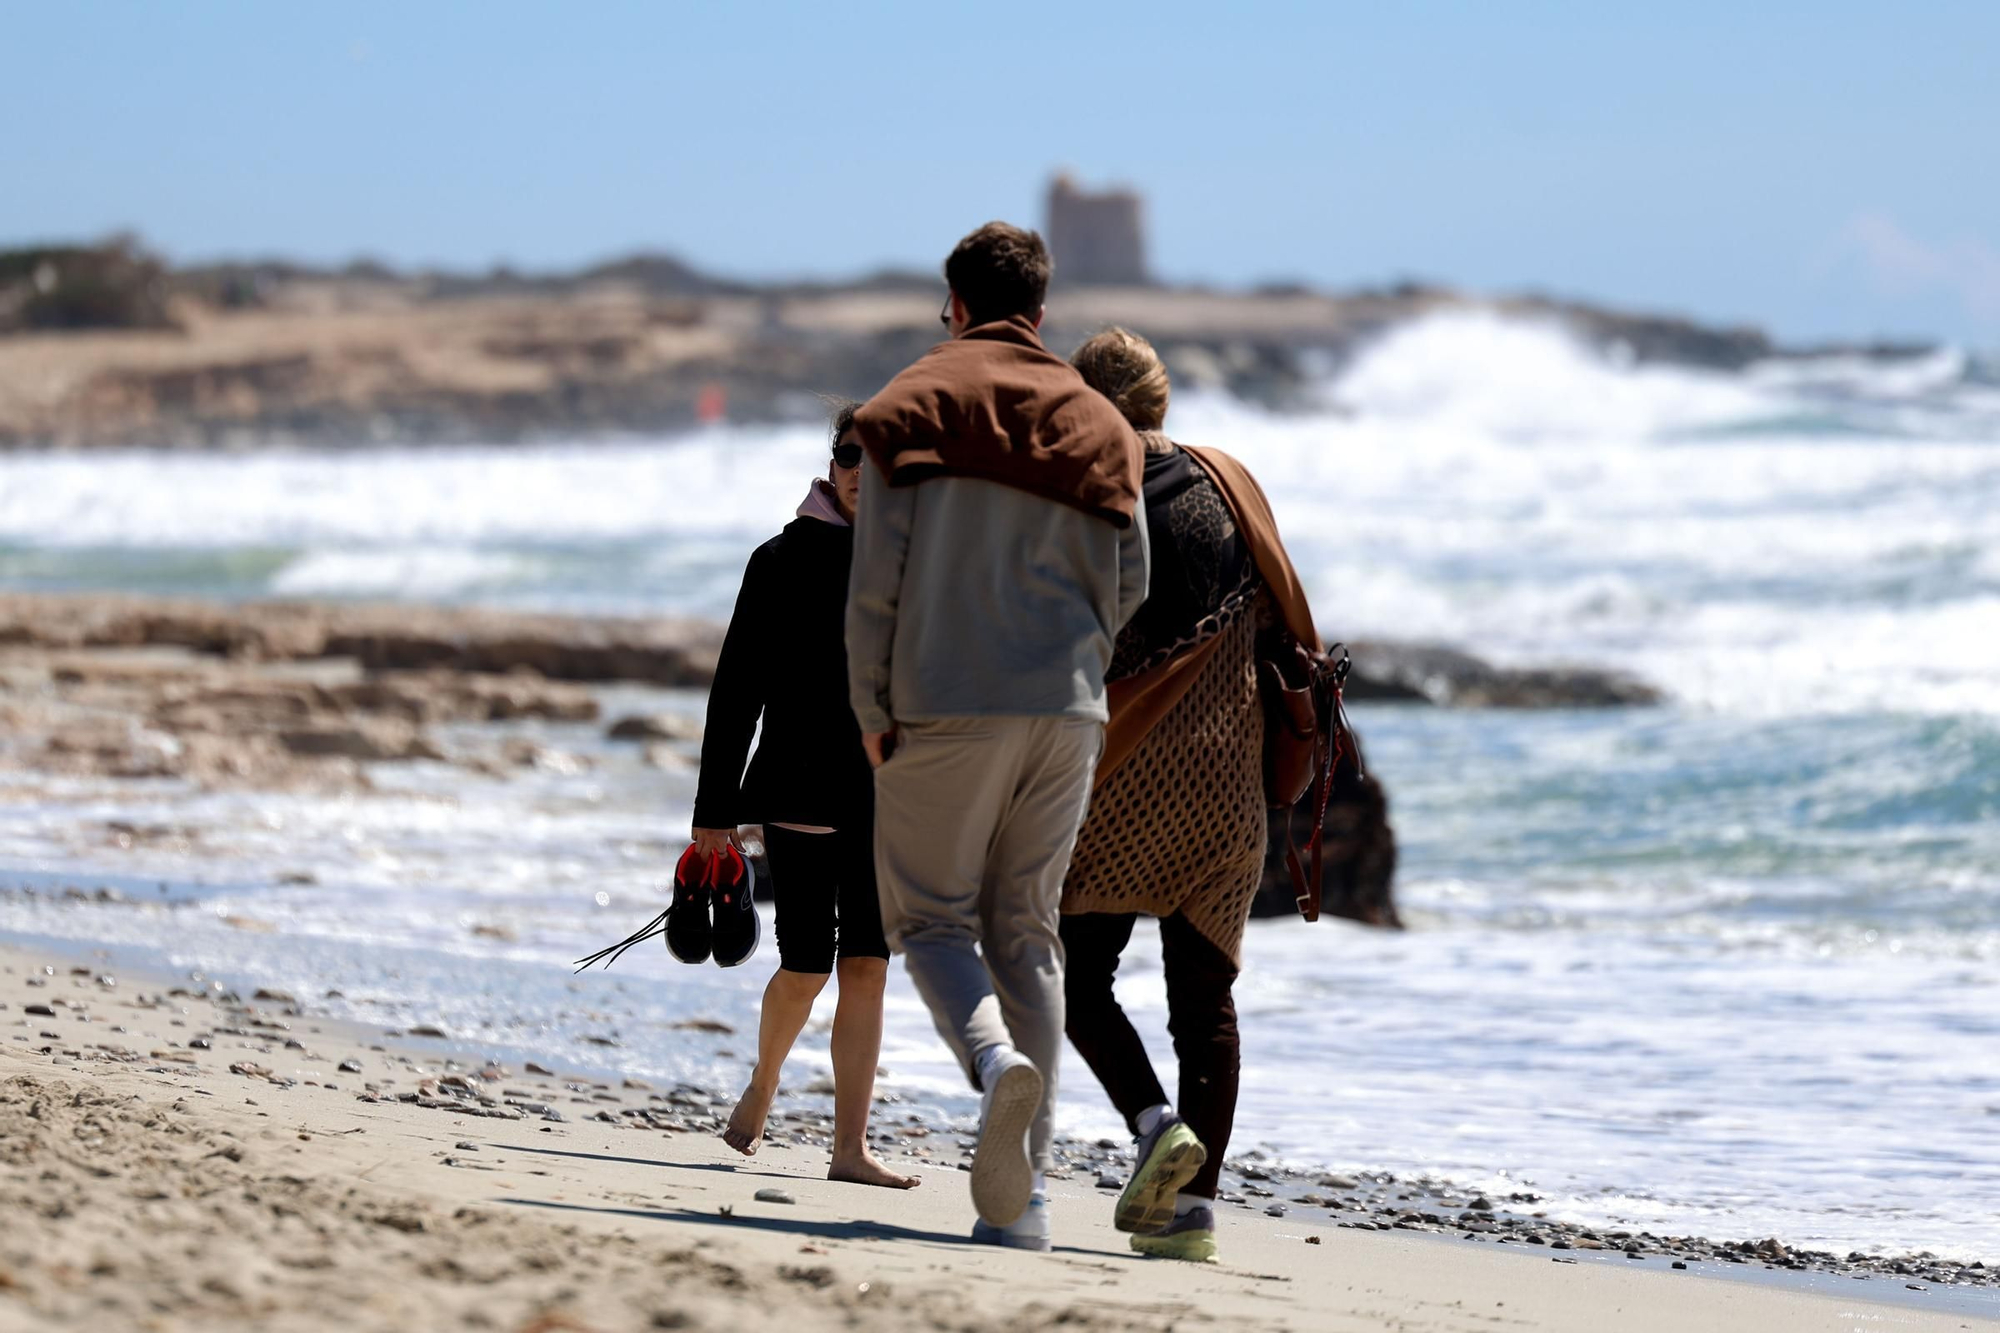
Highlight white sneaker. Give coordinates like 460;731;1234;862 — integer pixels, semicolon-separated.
971;1047;1042;1227
972;1190;1051;1251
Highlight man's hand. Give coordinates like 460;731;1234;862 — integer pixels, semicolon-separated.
862;728;899;769
690;826;743;858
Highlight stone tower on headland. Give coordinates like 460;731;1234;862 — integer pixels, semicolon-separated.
1045;173;1149;287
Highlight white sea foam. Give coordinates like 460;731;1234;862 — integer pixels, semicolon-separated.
1325;311;1769;439
0;428;831;549
270;547;541;597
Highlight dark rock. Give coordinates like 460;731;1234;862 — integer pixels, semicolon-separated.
1345;640;1662;708
279;719;442;762
0;239;180;335
606;713;703;743
1253;731;1401;927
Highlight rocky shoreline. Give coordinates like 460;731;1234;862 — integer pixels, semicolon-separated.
0;591;1658;928
0;591;1656;713
6;944;1990;1302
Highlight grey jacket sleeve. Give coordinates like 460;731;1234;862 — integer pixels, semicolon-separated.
846;462;915;734
1115;501;1151;632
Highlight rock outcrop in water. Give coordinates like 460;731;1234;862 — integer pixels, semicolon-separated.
5;643;604;790
1343;640;1662;708
1255;734;1401;927
0;594;723;686
0;594;714;789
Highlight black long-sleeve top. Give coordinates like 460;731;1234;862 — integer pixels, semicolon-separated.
691;510;873;830
1106;443;1258;681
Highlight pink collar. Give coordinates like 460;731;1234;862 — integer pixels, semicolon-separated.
796;477;850;527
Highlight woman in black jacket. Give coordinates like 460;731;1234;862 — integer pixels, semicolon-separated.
692;402;918;1190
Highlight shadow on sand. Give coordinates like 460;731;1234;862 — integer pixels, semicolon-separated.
485;1141;798;1181
496;1197;972;1247
495;1197;1133;1260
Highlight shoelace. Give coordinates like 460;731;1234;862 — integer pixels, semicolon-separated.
571;846;742;972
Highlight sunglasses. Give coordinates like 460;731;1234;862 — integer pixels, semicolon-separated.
832;443;864;469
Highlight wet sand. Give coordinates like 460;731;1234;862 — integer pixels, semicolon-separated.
3;940;1993;1333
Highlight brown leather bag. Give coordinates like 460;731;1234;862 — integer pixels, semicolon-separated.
1257;640;1355;922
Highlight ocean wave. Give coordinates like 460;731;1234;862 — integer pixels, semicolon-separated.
1326;311;1770;440
269;546;545;597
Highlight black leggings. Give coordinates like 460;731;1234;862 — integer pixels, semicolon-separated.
1061;910;1239;1201
762;824;890;974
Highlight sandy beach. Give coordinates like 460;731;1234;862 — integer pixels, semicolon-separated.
3;939;1993;1333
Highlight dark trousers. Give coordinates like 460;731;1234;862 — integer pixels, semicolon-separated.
1060;910;1239;1200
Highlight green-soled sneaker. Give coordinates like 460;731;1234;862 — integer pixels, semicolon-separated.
1113;1113;1208;1234
1131;1204;1218;1263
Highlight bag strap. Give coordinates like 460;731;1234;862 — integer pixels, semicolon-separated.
1283;644;1356;923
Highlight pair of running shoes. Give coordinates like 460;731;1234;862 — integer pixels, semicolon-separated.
972;1084;1220;1263
665;844;760;967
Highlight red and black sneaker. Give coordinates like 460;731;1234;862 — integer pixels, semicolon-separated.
664;844;716;965
706;845;759;968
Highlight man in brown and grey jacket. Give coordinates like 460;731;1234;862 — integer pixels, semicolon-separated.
847;222;1148;1249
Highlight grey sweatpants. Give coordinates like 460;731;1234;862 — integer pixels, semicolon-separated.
874;715;1104;1174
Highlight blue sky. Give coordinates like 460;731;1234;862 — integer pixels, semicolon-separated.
6;1;1997;345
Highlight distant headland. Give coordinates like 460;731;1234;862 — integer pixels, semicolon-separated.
0;178;1939;450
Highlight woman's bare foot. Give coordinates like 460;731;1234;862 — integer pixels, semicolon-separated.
828;1145;922;1189
722;1081;776;1156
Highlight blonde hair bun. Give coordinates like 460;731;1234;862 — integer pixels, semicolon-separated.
1071;327;1170;432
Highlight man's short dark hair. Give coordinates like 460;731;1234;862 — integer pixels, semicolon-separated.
944;222;1052;325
